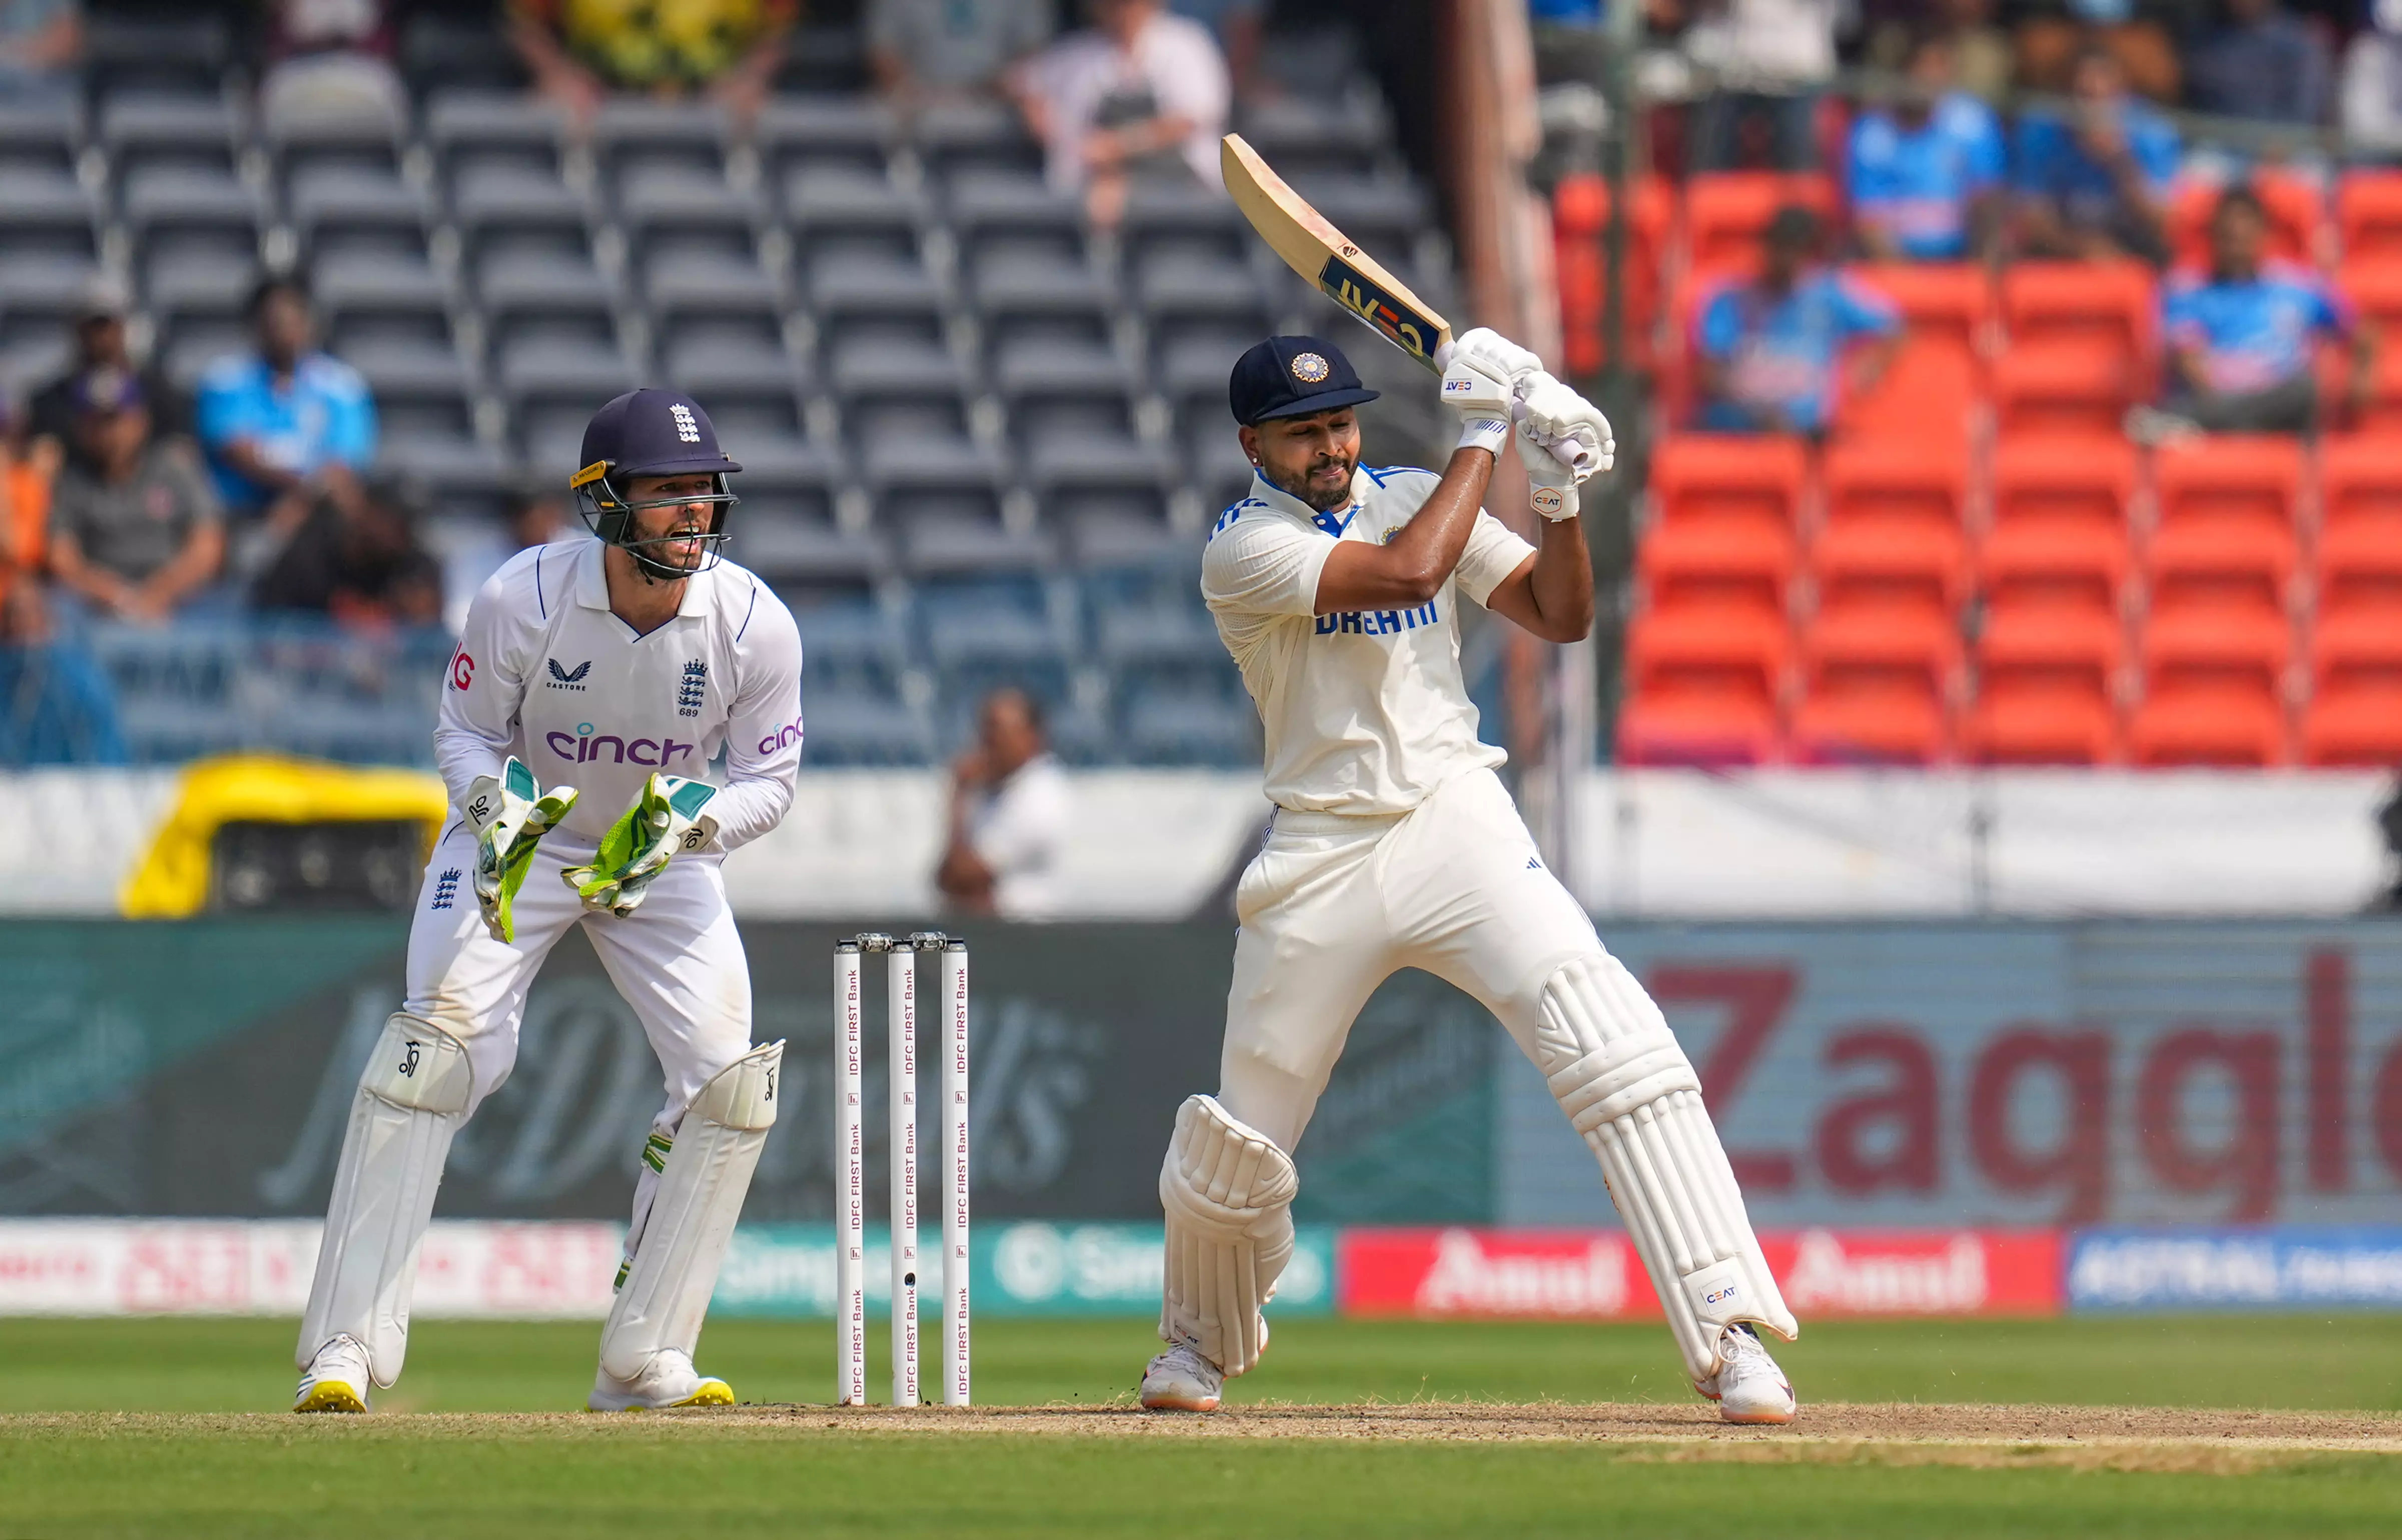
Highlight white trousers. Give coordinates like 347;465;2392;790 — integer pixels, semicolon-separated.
1219;767;1605;1153
405;820;756;1252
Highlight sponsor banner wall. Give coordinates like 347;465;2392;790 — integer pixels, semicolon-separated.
0;1219;622;1317
1338;1227;2064;1320
2067;1228;2402;1310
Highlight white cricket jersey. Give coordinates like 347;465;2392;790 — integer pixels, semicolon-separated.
436;537;804;852
1202;466;1536;815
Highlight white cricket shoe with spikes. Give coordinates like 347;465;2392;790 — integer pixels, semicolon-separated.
293;1333;372;1413
587;1349;735;1411
1139;1342;1227;1412
1695;1324;1796;1425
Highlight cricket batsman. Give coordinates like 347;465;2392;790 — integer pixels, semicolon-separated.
293;388;804;1412
1138;333;1799;1423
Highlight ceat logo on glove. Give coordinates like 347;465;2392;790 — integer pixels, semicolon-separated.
450;650;475;690
1440;375;1477;396
1531;488;1567;517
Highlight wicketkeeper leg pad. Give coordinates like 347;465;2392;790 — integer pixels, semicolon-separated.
1158;1093;1299;1378
297;1013;474;1388
597;1040;782;1382
1538;954;1798;1382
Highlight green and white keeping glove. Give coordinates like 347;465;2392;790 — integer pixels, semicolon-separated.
464;756;578;944
560;774;720;917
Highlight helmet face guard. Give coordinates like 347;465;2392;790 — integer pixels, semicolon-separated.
570;460;738;583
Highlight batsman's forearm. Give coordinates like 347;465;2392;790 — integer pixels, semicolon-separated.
1316;447;1494;611
1529;516;1595;641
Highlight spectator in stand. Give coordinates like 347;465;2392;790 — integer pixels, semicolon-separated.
0;0;79;103
2013;45;2180;263
2342;0;2402;160
436;478;568;632
1681;0;1839;172
1694;206;1902;436
256;0;407;131
2145;185;2373;437
195;275;376;561
934;685;1071;918
2185;0;2331;129
0;389;125;766
29;276;187;467
509;0;797;123
46;369;224;625
1846;29;2006;263
868;0;1052;102
1011;0;1230;228
251;472;443;631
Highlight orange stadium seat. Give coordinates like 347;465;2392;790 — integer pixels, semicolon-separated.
1637;517;1798;612
2348;350;2402;435
1816;439;1972;610
2001;260;2157;371
1964;677;2120;764
1833;264;1989;442
1554;174;1674;376
1684;172;1836;274
2128;602;2293;766
1620;601;1789;764
1993;341;2139;438
1787;598;1960;764
2302;602;2402;763
2169;173;2324;271
1649;433;1810;537
2337;258;2402;338
2339;171;2402;261
1983;436;2137;614
2148;436;2304;612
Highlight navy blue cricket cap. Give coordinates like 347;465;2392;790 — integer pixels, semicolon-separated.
70;366;143;415
574;387;741;487
1229;335;1379;426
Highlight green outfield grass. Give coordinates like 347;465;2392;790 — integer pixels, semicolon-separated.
3;1316;2400;1538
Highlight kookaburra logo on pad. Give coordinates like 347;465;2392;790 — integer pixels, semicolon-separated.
670;403;700;442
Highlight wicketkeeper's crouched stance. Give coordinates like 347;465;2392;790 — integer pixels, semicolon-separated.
1142;334;1799;1423
294;389;804;1412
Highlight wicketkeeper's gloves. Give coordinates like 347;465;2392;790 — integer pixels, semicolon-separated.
464;756;579;944
561;774;721;918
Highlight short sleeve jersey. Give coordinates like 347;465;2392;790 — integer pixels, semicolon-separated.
436;538;804;855
2163;262;2350;394
1696;270;1899;431
2011;102;2181;228
194;351;378;512
1846;93;2005;260
1202;466;1535;815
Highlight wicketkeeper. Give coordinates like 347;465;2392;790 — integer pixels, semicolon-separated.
1139;333;1800;1422
293;389;803;1412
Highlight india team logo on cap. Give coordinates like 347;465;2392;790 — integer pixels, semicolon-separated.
1289;351;1331;383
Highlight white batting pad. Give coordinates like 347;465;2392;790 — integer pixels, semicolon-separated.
598;1040;783;1382
1537;954;1797;1382
297;1013;474;1387
1158;1093;1299;1378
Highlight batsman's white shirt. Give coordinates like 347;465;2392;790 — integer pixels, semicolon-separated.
1200;465;1601;1156
1202;466;1535;815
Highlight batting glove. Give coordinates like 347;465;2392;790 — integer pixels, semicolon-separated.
1442;355;1515;456
1441;326;1547;389
1518;421;1585;521
464;757;578;944
561;774;721;917
1516;372;1615;478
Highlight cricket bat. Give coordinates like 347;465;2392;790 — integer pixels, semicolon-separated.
1221;133;1452;374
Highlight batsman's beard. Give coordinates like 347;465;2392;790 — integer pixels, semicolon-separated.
1266;451;1357;513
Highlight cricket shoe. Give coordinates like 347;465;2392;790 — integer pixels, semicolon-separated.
588;1350;736;1411
293;1333;372;1413
1693;1324;1795;1425
1139;1342;1226;1411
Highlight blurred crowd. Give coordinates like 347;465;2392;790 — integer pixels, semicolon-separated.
0;0;1269;764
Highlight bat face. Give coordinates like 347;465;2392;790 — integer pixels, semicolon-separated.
1222;134;1453;374
1319;250;1446;368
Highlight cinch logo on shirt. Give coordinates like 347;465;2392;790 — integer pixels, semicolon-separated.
1315;596;1440;636
755;715;803;755
543;721;696;766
